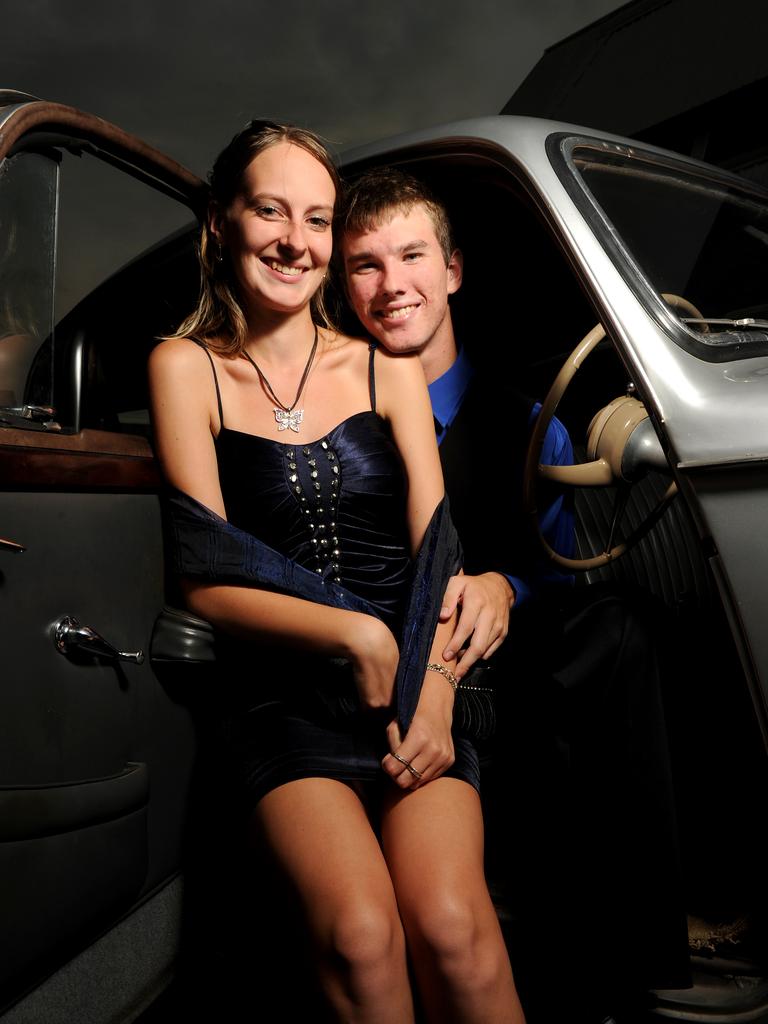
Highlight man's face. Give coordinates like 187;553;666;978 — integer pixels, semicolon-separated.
341;205;462;358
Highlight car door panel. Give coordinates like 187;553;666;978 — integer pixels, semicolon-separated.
0;448;196;1002
0;479;197;1002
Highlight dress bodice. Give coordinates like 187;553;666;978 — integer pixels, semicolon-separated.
214;411;411;629
171;342;479;802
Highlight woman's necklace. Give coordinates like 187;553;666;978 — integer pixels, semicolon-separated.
241;325;319;433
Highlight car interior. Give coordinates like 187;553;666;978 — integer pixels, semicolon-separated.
430;155;768;1020
4;138;768;1021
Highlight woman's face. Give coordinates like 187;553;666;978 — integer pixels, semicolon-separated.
214;141;336;319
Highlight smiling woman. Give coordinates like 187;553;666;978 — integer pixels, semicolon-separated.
167;120;340;360
148;120;527;1023
216;149;332;293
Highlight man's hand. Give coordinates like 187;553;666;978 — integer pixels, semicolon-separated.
439;572;514;679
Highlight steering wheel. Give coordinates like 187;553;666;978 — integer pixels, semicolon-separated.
522;294;701;571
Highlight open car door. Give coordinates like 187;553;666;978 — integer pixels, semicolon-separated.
0;94;206;1019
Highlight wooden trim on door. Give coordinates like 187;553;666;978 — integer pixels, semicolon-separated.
0;429;161;490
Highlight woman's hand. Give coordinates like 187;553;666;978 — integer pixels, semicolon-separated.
382;672;455;788
346;615;400;710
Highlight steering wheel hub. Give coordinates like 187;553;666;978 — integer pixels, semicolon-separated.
586;395;650;483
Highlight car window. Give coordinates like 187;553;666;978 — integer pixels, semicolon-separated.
70;225;200;437
55;148;194;322
53;149;197;435
554;137;768;361
0;141;197;436
0;150;57;420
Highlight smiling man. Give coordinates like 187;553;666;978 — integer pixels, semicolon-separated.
338;168;692;1024
339;168;575;671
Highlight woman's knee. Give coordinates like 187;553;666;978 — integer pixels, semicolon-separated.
404;892;502;986
326;900;405;983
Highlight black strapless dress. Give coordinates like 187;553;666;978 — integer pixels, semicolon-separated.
211;410;480;804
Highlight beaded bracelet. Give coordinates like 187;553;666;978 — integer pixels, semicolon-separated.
426;662;458;692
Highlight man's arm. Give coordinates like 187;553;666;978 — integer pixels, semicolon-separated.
504;409;575;605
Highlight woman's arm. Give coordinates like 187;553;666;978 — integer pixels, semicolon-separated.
183;581;398;710
148;338;228;515
374;349;444;555
374;351;462;673
148;339;399;708
375;352;461;786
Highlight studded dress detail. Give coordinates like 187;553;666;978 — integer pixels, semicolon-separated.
195;341;480;803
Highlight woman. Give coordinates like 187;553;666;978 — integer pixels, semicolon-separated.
149;120;525;1024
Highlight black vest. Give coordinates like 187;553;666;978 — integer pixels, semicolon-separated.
438;375;536;581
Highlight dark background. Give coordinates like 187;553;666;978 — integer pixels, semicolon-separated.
3;0;624;174
9;0;768;319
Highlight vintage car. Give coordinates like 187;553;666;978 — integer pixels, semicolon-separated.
2;89;768;1022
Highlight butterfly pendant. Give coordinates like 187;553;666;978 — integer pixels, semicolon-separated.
274;407;304;433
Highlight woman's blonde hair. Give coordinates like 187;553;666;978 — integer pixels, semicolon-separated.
168;120;341;356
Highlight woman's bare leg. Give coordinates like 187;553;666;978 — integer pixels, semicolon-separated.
381;778;525;1024
253;778;414;1024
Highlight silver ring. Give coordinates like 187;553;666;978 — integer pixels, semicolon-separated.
392;752;422;779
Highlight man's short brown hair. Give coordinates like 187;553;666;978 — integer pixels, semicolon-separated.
337;167;455;264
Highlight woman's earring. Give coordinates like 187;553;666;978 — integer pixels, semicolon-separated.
215;241;224;264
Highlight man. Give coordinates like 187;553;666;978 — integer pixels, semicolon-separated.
338;168;574;672
337;168;691;1024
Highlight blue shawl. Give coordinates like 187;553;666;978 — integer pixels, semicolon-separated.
164;487;462;730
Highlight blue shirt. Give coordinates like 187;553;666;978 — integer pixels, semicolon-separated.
428;350;575;605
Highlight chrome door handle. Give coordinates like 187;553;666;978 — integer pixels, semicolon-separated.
52;615;145;664
0;536;26;553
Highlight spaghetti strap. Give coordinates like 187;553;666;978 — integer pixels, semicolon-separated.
191;339;225;432
367;341;377;414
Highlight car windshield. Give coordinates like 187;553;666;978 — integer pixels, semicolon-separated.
567;144;768;360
